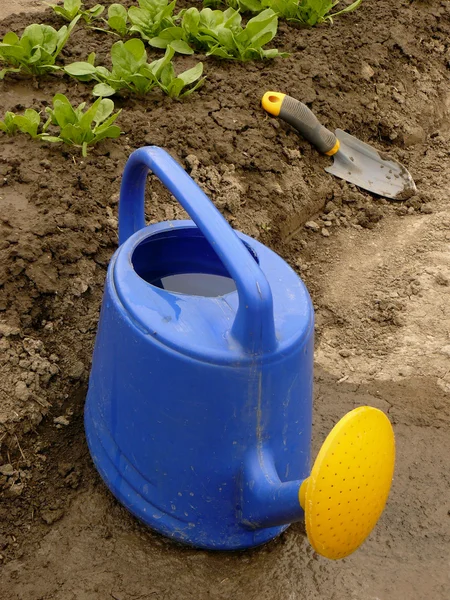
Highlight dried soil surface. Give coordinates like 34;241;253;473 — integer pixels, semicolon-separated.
0;0;449;599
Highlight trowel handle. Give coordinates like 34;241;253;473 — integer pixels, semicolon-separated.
262;92;339;156
118;146;277;354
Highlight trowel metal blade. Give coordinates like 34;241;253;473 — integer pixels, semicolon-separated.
325;129;416;200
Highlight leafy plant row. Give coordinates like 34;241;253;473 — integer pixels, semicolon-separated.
0;94;121;156
203;0;363;27
46;0;105;25
147;7;286;60
0;0;363;88
51;0;362;33
44;0;362;60
65;40;204;98
0;17;204;98
102;2;284;60
0;17;80;78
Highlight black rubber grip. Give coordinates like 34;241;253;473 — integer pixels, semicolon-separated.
279;96;337;154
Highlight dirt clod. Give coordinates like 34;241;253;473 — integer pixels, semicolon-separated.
40;508;65;525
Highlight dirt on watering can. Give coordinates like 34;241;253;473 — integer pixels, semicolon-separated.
0;0;450;598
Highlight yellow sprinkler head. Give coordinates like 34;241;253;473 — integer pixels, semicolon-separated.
299;406;395;560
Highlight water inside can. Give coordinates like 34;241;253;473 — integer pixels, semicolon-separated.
132;227;258;299
153;273;237;297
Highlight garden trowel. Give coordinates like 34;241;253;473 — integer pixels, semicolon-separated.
262;92;416;200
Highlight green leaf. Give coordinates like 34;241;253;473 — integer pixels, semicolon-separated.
24;108;40;127
95;66;111;78
148;26;193;53
124;38;148;63
110;39;147;79
86;4;104;17
108;3;128;36
14;109;41;137
92;124;121;142
2;32;19;45
222;7;242;30
66;0;82;13
169;40;194;55
263;47;287;58
39;134;63;143
177;62;203;86
216;26;237;52
128;0;176;41
177;5;283;60
166;78;185;98
93;110;121;134
0;43;26;62
148;45;175;78
0;112;19;134
46;0;81;20
159;62;176;88
59;123;88;145
179;77;205;98
330;0;363;19
154;53;204;99
182;7;200;37
21;24;47;52
0;24;54;74
93;98;115;125
149;36;171;49
50;94;78;127
64;61;98;76
1;17;81;76
239;9;278;47
92;82;117;97
238;0;263;11
206;45;234;59
56;15;81;55
78;96;103;130
0;67;21;79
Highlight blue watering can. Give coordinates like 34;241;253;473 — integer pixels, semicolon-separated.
85;147;395;557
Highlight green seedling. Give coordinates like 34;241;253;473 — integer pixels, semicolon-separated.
47;0;105;25
0;17;80;78
65;39;204;98
128;0;177;41
151;46;205;98
151;7;286;60
0;112;19;135
65;38;160;96
148;26;194;55
44;94;122;156
0;95;122;156
0;109;43;137
202;0;363;26
107;3;129;36
203;0;262;10
266;0;363;26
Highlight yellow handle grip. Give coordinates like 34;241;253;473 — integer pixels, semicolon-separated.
261;92;286;116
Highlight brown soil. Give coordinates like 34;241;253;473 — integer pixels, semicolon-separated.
0;0;449;598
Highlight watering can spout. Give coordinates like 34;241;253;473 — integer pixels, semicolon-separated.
241;407;395;559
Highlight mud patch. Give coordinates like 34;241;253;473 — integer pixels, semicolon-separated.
0;371;449;599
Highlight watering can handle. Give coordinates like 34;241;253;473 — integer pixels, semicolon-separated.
118;147;277;354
